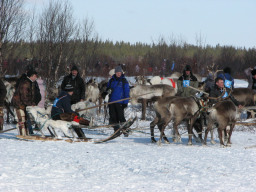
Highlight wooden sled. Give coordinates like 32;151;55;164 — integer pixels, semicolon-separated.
236;121;256;126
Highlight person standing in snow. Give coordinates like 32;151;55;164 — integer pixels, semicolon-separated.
61;65;85;105
12;70;40;136
105;66;130;135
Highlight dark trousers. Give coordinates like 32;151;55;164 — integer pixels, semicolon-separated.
109;103;126;131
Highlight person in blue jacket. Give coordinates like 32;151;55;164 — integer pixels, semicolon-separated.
106;66;130;133
51;84;89;138
217;67;234;89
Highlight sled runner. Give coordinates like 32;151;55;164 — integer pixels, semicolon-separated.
16;135;92;143
94;116;137;143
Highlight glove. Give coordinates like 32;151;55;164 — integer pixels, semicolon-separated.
122;104;128;109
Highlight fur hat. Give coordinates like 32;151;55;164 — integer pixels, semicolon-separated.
64;84;74;92
251;69;256;76
27;69;37;77
71;65;79;72
184;65;192;72
115;66;123;73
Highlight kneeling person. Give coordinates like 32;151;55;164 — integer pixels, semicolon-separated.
51;84;89;138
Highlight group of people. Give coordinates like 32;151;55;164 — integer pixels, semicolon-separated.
2;61;256;138
0;64;130;138
177;64;242;108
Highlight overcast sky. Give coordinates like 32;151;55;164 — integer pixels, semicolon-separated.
25;0;256;48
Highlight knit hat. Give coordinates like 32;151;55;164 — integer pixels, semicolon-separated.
64;84;74;92
27;69;38;77
115;66;123;73
71;65;79;72
251;69;256;76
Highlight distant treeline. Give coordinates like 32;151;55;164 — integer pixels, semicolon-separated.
3;40;256;79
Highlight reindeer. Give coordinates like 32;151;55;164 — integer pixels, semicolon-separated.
150;95;208;145
232;88;255;106
3;77;18;123
98;79;109;114
85;79;100;105
130;84;176;120
204;100;237;147
134;75;179;120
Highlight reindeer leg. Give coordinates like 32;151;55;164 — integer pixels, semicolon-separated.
188;117;198;145
141;99;147;120
226;123;235;147
157;123;168;146
204;121;213;145
192;120;200;142
210;129;216;144
218;128;225;147
162;118;171;144
173;122;181;143
150;116;159;143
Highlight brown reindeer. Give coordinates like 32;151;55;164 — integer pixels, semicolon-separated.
232;88;255;106
150;95;208;145
204;100;237;147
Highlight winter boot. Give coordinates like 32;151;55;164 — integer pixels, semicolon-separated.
73;127;86;139
18;122;28;136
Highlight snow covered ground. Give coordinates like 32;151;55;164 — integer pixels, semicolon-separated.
1;79;256;192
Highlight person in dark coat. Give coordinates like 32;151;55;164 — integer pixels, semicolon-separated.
61;65;85;105
106;65;130;134
177;65;198;96
209;77;242;109
12;70;41;136
51;84;89;138
0;79;7;131
15;64;41;105
217;67;234;89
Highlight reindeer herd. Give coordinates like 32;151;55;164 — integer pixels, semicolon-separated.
2;71;256;147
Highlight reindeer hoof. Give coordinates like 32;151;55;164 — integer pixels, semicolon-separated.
157;140;162;146
187;142;192;146
164;140;170;144
151;138;157;143
211;140;216;145
226;143;231;147
220;144;226;148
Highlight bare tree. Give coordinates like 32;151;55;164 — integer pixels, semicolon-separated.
0;0;26;74
37;0;77;86
78;17;99;77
